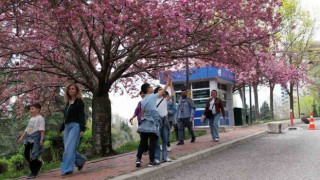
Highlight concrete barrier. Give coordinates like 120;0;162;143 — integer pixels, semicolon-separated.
267;122;282;133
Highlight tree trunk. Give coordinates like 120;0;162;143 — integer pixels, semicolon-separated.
289;82;294;118
269;82;275;119
92;92;115;156
253;84;260;120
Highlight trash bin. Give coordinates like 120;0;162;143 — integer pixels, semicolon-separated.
233;108;243;126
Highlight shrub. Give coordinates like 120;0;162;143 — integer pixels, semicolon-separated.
43;131;64;162
79;130;92;156
9;154;25;171
0;158;10;173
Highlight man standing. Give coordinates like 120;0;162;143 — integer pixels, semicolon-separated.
176;89;196;145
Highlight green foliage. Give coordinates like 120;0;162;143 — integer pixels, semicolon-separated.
9;154;25;171
312;101;318;117
0;158;10;174
295;96;319;117
112;117;135;149
115;141;140;154
260;101;271;120
43;131;64;162
79;129;92;156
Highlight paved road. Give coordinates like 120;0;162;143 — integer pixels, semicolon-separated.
165;121;320;180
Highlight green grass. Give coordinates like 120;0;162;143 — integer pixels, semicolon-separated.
115;141;141;154
251;119;285;124
0;160;61;180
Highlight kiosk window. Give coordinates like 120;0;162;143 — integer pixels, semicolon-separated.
192;81;209;89
192;89;210;99
194;99;208;109
174;84;186;91
218;92;227;100
218;83;227;91
175;92;181;103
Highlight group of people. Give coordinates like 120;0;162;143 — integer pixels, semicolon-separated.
18;83;87;178
17;80;227;178
131;75;226;167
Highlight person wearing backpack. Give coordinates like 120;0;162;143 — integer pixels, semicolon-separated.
176;89;196;145
204;89;225;142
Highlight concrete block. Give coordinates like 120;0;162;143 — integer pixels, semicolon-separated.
267;122;282;133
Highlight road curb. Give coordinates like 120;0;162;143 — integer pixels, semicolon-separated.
111;130;268;180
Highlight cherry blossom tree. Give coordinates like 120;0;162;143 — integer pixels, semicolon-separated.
0;0;281;156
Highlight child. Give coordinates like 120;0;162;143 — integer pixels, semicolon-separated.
18;103;45;179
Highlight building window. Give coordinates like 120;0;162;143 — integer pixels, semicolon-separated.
192;89;210;99
194;99;208;109
191;81;210;108
218;83;227;91
192;81;210;89
173;84;186;91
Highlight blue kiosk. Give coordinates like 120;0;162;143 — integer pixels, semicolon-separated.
161;66;236;127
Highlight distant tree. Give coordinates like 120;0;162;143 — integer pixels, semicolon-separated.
246;104;256;122
312;100;318;117
260;101;271;120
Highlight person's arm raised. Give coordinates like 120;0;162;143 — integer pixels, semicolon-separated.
168;82;175;100
158;75;171;97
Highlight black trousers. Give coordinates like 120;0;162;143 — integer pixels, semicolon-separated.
137;132;158;162
24;143;42;175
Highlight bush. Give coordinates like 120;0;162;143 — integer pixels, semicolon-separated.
43;131;64;162
0;159;10;173
9;154;25;171
79;130;92;156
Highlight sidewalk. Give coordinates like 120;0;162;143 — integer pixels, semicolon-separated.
17;119;302;180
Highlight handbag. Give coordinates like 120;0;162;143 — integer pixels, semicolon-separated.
204;99;215;119
204;110;213;119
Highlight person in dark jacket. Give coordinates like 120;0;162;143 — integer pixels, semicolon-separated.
59;83;87;176
176;89;196;145
204;90;225;142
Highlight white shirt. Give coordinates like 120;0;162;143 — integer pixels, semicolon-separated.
156;97;168;117
25;115;45;135
209;99;216;114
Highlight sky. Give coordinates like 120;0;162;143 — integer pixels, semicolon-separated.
301;0;320;40
111;0;320;119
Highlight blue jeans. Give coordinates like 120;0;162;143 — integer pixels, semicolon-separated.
61;122;86;175
208;113;221;140
155;125;170;161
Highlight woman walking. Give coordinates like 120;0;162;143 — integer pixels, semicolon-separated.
59;83;87;176
204;90;225;142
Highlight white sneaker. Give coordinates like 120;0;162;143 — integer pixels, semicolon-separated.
155;159;160;164
165;158;172;162
167;146;171;152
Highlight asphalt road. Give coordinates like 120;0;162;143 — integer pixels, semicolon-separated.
165;121;320;180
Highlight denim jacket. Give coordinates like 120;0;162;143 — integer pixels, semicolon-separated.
23;131;45;160
137;110;161;137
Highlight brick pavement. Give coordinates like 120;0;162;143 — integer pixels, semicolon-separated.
17;119;303;180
